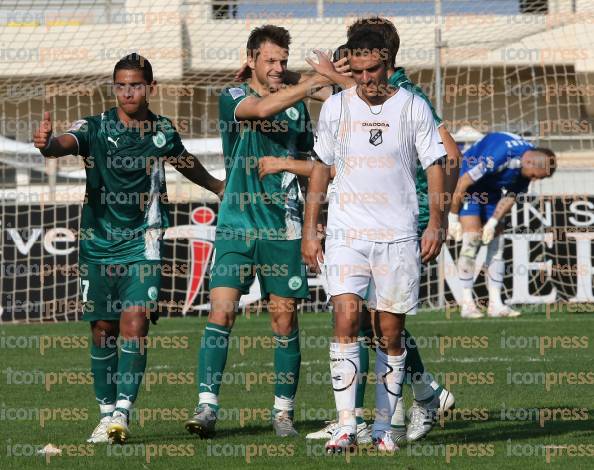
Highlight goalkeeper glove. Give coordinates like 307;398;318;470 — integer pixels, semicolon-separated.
448;213;463;242
482;217;499;244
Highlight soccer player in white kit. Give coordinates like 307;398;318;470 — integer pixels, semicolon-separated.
302;31;447;453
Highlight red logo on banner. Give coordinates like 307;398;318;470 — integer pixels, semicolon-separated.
185;207;216;312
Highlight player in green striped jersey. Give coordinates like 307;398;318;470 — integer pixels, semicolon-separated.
33;54;224;444
185;25;331;439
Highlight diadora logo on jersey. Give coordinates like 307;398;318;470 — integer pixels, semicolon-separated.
288;276;303;290
153;131;166;148
362;122;390;127
285;107;299;121
369;129;383;146
107;136;120;148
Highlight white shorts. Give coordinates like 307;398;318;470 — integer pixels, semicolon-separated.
323;237;420;315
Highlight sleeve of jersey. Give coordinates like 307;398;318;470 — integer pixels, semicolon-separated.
466;146;509;182
170;130;186;157
414;99;446;170
312;97;337;165
64;118;94;157
297;105;314;153
407;83;443;127
219;87;247;124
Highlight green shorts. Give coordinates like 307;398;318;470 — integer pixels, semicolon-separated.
209;237;309;299
79;261;161;321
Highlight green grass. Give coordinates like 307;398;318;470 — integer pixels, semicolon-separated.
1;308;593;469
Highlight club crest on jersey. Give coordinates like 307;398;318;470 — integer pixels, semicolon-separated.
153;131;166;148
148;286;158;300
369;128;383;146
285;107;299;120
288;276;303;291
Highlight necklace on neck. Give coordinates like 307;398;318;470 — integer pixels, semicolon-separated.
357;87;384;115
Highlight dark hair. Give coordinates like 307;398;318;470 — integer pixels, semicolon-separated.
113;53;153;83
333;43;349;62
347;17;399;68
345;31;389;65
246;24;291;59
533;147;557;176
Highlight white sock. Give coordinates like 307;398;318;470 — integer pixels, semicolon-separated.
487;258;505;308
458;233;480;291
274;395;294;412
114;399;132;417
99;404;115;416
462;287;475;306
390;397;405;427
486;237;505;309
411;372;435;402
373;348;406;434
330;342;359;430
199;392;219;407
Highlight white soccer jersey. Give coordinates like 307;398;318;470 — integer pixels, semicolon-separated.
314;86;445;242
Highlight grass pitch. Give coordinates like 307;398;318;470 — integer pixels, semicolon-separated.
1;307;593;469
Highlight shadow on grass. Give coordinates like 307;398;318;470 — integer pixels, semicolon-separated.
141;423;275;441
421;408;594;444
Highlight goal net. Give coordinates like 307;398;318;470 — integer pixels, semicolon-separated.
1;0;593;322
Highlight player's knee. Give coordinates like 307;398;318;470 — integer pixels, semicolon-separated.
333;312;360;340
119;308;149;338
208;309;236;329
120;322;149;340
460;232;481;260
270;314;295;336
486;236;504;263
91;320;118;347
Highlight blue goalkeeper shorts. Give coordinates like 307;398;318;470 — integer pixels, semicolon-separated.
459;191;501;223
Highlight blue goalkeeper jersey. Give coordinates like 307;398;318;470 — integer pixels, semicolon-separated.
461;132;533;195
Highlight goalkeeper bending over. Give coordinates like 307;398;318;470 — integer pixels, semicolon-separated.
448;132;556;319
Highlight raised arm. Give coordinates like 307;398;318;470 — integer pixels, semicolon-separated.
235;73;330;120
33;112;78;158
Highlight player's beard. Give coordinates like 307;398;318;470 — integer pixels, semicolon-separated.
266;74;284;93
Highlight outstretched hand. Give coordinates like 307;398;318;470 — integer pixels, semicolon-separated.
305;49;336;78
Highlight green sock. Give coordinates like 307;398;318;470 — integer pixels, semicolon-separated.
273;329;300;413
198;322;231;410
90;342;118;417
355;327;373;424
115;338;147;416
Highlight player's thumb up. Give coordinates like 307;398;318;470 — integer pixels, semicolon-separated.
42;111;52;134
34;111;53;150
